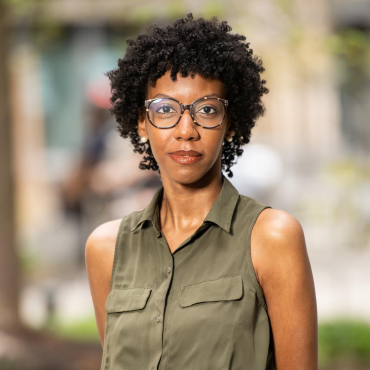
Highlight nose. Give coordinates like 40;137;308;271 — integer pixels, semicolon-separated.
174;106;199;140
179;105;194;123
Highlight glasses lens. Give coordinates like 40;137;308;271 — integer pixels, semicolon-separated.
193;98;225;128
147;98;226;128
148;98;181;128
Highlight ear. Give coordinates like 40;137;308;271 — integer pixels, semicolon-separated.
225;117;236;138
226;128;236;137
137;111;148;138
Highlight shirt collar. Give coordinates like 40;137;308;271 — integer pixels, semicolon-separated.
130;174;240;235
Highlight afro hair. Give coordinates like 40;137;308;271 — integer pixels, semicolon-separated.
106;13;269;178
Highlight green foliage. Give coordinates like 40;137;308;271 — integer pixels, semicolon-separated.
200;0;226;19
319;319;370;367
0;356;18;370
43;315;370;367
325;158;370;185
272;0;294;14
167;2;187;19
323;28;370;82
1;0;40;17
44;313;100;342
17;247;41;277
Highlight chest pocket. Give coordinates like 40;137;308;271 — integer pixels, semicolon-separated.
105;287;152;313
102;288;152;370
179;275;243;307
168;275;244;369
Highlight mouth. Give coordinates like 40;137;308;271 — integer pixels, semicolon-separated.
169;151;204;164
169;150;202;157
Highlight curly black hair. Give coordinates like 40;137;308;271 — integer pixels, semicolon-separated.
106;13;269;178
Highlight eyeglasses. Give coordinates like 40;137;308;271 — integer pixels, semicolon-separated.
144;96;228;129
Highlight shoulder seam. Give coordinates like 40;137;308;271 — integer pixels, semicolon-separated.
246;205;271;313
109;215;128;291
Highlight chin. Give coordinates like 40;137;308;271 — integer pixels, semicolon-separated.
160;162;219;186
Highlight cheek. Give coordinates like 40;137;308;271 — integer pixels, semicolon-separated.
203;134;225;157
147;131;171;157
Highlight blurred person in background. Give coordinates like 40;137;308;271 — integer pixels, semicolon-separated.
85;13;318;370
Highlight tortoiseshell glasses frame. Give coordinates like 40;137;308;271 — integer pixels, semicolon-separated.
144;96;229;129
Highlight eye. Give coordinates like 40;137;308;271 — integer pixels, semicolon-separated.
196;105;218;115
155;105;178;114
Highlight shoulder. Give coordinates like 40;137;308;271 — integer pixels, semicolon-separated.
251;207;307;284
251;208;318;369
84;218;123;346
84;208;144;268
85;218;123;255
85;218;123;275
255;207;304;242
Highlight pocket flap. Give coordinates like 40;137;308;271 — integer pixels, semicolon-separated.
105;288;152;313
179;275;243;308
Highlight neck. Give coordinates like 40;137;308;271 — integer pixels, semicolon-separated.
158;172;224;233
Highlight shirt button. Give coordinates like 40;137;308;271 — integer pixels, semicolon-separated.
167;267;171;273
156;316;161;322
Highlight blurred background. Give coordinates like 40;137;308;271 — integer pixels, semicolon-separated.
0;0;369;369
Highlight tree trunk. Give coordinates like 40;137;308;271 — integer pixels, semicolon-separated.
0;0;22;333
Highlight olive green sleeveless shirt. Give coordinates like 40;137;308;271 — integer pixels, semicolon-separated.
101;174;275;370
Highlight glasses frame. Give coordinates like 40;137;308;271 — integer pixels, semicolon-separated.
144;96;228;129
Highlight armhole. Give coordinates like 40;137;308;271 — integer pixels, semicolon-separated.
100;217;128;368
109;216;127;291
247;205;272;313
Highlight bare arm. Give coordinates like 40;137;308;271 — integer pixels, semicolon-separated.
85;219;122;347
252;209;318;370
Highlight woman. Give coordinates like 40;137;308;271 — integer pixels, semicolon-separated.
85;13;318;370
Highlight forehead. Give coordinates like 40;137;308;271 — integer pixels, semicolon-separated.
147;70;225;101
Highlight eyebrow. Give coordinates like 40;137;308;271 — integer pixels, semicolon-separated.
151;93;222;100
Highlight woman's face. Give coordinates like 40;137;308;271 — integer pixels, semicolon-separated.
137;70;235;184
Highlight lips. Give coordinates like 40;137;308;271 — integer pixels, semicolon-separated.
169;150;202;157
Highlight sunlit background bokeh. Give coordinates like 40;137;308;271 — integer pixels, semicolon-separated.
1;0;370;369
